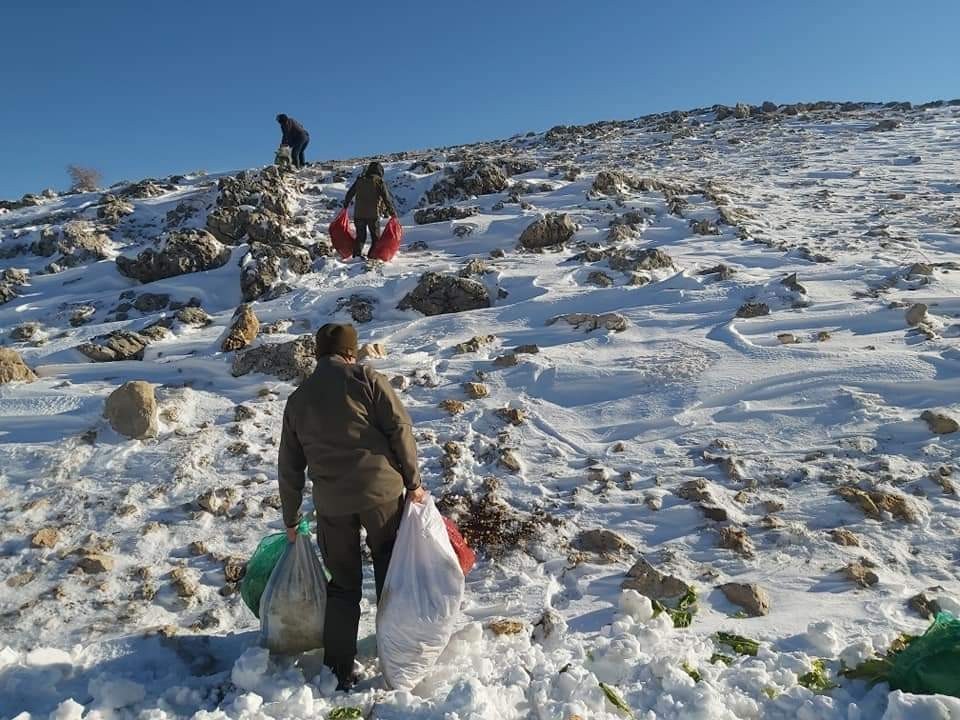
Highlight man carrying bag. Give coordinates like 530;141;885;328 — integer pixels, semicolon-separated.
277;323;425;691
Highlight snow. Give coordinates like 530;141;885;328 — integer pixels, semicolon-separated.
2;100;960;718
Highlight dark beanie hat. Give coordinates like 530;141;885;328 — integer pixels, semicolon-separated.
315;323;358;358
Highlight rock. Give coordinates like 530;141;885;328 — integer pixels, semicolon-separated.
133;293;170;313
221;304;260;352
676;479;712;502
736;302;769;318
575;528;633;555
337;295;376;324
493;354;519;368
78;330;150;362
439;399;466;415
515;344;540;355
188;541;208;556
205;206;248;244
31;527;60;549
11;322;39;341
699;264;736;280
718;526;754;557
116;230;231;283
690;219;720;236
97;194;135;224
464;382;489;399
390;375;410;391
170;567;199;598
496;407;526;425
358;343;387;360
224;557;247;584
424;158;509;204
33;223;110;265
231;335;316;382
701;505;729;522
841;559;879;587
70;305;97;327
622;556;692;602
458;258;490;278
455;335;496;354
835;486;917;523
519;213;577;250
0;348;37;384
397;272;491;316
906;263;933;278
587;270;614;288
498;449;521;472
548;312;628;332
781;273;806;294
104;381;158;439
719;582;770;616
118;179;174;199
777;333;799;345
176;306;211;327
413;206;479;225
77;554;114;574
921;410;958;434
592;170;635;196
906;303;929;326
733;103;753;119
488;619;526;636
908;592;942;619
817;331;831;342
870;119;902;132
761;101;778;114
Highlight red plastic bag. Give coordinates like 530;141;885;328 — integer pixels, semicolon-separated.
328;209;356;260
369;216;403;262
443;517;476;576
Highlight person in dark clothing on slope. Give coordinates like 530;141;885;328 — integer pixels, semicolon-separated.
278;323;425;691
276;113;310;169
342;162;398;258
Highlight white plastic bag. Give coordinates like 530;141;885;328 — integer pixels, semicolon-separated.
377;497;465;690
259;533;327;654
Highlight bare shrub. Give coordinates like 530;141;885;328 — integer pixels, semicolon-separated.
66;165;102;192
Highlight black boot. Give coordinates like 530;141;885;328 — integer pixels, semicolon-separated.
333;661;359;692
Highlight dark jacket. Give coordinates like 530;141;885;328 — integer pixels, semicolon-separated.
279;116;309;147
344;172;397;220
278;356;420;522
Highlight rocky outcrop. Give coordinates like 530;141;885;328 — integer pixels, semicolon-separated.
104;381;159;439
424;158;509;204
33;222;110;271
231;335;317;382
221;304;260;352
97;194;135;224
397;272;491;316
117;179;175;199
78;330;150;362
736;302;770;318
0;348;37;384
547;313;628;332
116;230;231;283
921;410;959;434
413;206;479;225
519;214;577;250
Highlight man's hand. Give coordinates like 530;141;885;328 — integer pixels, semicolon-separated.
408;486;428;504
286;526;299;543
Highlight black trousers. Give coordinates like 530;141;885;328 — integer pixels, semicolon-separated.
291;139;308;169
354;217;380;257
316;495;403;673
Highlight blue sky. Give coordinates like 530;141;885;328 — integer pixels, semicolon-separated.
1;0;957;198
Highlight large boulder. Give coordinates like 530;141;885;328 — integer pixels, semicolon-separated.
397;272;491;316
424;159;509;204
592;170;636;196
0;348;37;384
78;330;150;362
104;381;158;439
622;556;692;602
231;335;317;382
519;213;577;250
116;230;231;283
33;222;110;268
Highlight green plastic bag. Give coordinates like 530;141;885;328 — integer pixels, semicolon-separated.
888;612;960;697
241;518;310;618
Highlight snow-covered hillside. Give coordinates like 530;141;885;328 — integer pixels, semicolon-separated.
2;99;960;719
